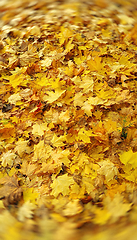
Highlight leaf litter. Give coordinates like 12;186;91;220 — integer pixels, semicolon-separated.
1;0;137;239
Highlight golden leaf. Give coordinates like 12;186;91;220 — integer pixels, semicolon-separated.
51;174;75;197
43;89;66;103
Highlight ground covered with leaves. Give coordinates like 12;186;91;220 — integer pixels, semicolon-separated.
1;0;137;239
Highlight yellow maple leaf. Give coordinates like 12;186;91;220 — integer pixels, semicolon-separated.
82;164;97;179
62;199;83;216
88;96;107;105
64;60;75;77
74;92;86;107
9;74;24;88
87;56;103;72
118;54;135;68
119;149;137;168
93;110;102;120
82;176;95;194
81;101;93;116
51;134;66;147
52;195;69;212
1;150;16;167
98;160;118;182
23;188;39;204
8;167;16;177
80;75;94;93
74;56;86;65
51;174;75;197
8;93;21;105
76;128;92;143
77;152;90;166
40;57;52;69
51;148;70;167
59;110;70;122
32;140;51;162
32;123;48;136
104;119;117;133
70;182;81;197
96;88;116;100
41;161;60;174
19;161;38;177
64;39;74;53
36;74;52;87
17;200;35;222
10;116;19;124
91;121;108;142
6;67;28;88
92;206;111;225
43;89;66;103
58;26;73;45
15;140;32;157
122;167;137;182
104;193;131;222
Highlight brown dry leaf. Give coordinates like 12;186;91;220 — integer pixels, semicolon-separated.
0;175;23;205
